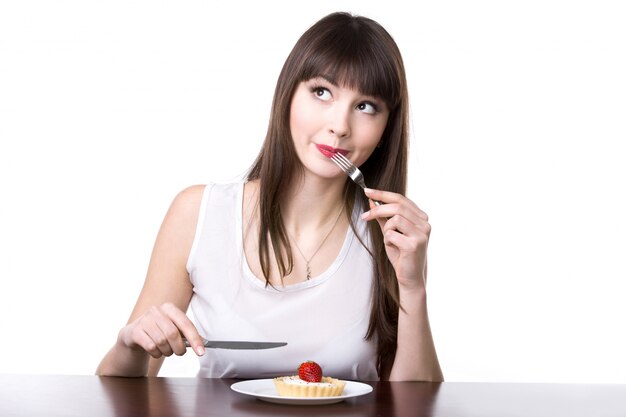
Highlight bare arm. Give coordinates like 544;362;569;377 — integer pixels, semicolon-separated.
96;185;207;377
362;188;444;381
389;285;443;381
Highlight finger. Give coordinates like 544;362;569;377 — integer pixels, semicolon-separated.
161;302;205;356
133;319;172;358
362;203;425;227
382;214;431;238
135;329;164;359
156;320;188;357
364;188;428;221
143;318;175;357
364;188;402;204
364;187;421;212
383;222;430;251
381;216;430;251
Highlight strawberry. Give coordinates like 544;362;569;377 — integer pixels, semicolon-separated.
298;361;323;382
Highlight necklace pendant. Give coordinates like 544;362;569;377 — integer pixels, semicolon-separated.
289;205;344;282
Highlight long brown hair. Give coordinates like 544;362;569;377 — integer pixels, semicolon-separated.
247;12;409;378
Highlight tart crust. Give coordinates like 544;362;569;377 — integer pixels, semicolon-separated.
273;376;346;397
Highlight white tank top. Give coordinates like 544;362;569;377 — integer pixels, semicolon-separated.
187;182;379;381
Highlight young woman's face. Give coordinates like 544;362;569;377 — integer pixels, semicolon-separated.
289;76;389;179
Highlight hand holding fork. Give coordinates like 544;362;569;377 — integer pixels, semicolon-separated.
330;151;431;290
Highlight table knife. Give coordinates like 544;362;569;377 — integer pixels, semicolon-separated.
183;338;287;350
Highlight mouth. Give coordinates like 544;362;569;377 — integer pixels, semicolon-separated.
315;144;349;159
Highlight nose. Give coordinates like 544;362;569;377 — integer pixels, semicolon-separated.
328;107;351;139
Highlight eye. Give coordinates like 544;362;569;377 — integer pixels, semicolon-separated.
356;101;378;115
311;86;332;101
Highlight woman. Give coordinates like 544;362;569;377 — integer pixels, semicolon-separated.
96;11;443;382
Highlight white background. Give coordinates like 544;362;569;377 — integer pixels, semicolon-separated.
1;1;625;383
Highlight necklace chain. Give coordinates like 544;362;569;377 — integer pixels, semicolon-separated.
289;206;344;280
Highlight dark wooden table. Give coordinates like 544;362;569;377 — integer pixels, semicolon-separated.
1;374;625;417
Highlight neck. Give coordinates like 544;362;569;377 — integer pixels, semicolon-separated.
282;175;346;233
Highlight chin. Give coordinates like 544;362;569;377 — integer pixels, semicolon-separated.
302;162;343;180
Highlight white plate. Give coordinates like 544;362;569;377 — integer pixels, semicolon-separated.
230;378;373;405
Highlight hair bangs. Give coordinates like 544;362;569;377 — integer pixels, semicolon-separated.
298;27;403;110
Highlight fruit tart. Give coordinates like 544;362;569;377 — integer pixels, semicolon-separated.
273;361;346;397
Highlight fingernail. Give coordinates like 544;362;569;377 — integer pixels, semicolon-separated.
361;211;370;220
196;346;205;356
364;188;373;194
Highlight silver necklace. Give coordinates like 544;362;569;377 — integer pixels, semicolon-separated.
289;206;344;280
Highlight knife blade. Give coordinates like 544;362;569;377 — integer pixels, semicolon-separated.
183;337;287;350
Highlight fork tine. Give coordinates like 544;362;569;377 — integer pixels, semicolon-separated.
330;153;352;172
330;152;382;206
335;154;358;173
331;152;349;166
335;153;355;170
333;152;350;164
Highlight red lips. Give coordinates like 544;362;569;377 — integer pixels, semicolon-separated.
316;144;349;158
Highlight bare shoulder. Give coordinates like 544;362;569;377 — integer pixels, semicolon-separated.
164;185;205;220
157;185;207;244
128;185;209;324
171;184;206;210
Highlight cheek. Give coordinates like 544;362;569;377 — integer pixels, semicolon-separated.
356;120;386;147
289;92;317;139
352;118;388;164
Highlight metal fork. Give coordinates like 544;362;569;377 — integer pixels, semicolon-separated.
330;153;383;206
